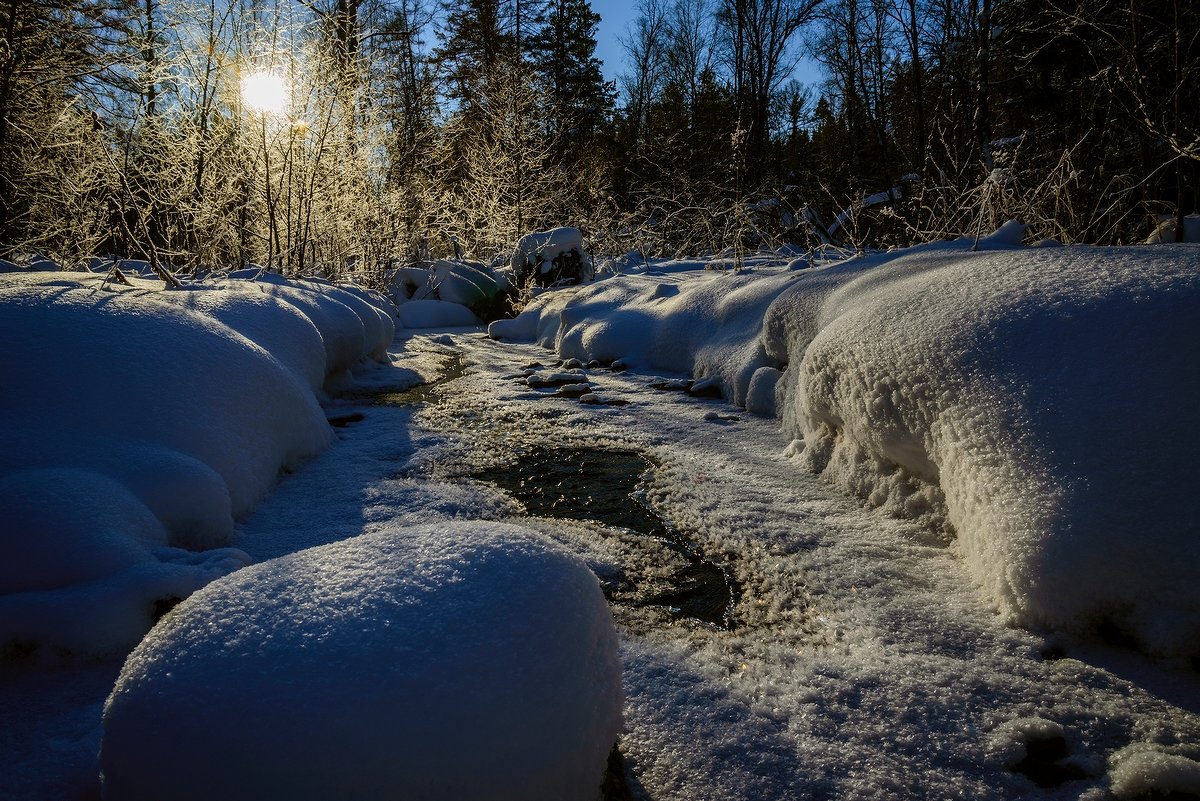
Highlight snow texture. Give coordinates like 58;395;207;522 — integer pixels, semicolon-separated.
0;271;392;656
396;298;481;328
491;236;1200;656
1109;745;1200;798
100;521;622;801
985;716;1066;767
390;260;509;310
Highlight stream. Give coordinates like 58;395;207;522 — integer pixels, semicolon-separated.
359;350;739;632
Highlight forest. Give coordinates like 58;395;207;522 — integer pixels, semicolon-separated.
1;0;1197;281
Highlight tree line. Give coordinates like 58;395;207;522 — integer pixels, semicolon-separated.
1;0;1196;280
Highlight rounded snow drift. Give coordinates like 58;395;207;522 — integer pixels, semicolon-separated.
100;522;623;801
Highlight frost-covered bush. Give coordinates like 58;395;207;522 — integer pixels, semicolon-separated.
100;522;623;801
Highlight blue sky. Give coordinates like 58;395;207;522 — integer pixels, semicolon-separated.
591;0;639;83
590;0;824;89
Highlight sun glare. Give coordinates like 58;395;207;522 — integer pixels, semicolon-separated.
241;70;289;116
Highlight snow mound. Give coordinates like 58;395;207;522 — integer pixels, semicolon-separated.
100;521;623;801
397;298;481;328
0;271;393;656
1109;745;1200;799
390;260;510;310
769;244;1200;655
985;717;1066;767
511;227;593;287
1144;214;1200;244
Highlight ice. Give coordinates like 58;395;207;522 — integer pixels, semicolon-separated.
100;522;622;801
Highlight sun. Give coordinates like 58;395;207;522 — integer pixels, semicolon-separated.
241;69;289;116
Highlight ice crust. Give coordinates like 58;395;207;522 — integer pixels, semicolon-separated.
0;271;393;656
100;521;622;801
492;239;1200;655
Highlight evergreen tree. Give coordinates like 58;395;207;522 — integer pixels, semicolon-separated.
528;0;613;156
433;0;517;107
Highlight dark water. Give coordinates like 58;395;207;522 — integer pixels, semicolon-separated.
474;447;737;629
368;353;468;406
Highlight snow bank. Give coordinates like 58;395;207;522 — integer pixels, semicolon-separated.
0;271;394;656
491;269;803;412
768;243;1200;655
100;521;622;801
489;238;1200;656
231;273;395;386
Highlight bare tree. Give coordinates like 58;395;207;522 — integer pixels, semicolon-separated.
716;0;823;186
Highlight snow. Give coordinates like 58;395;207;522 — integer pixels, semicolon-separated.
1109;745;1200;798
490;235;1200;657
510;227;593;286
0;270;391;656
777;244;1200;656
985;716;1067;767
6;233;1200;800
396;298;481;328
1145;213;1200;244
512;226;586;272
389;260;510;309
100;521;622;801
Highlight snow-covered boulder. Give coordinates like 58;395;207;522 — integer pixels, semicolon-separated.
396;260;508;305
511;227;593;288
100;521;623;801
389;261;510;321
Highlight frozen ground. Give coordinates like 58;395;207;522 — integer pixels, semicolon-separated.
3;258;1199;799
